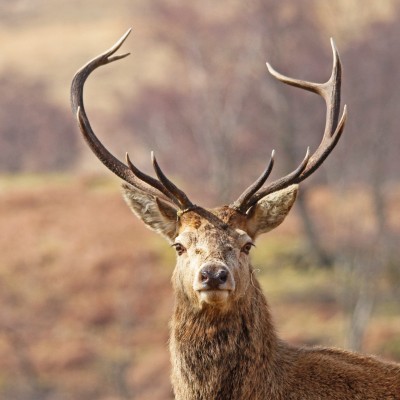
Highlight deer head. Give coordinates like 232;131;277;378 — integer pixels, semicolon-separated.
71;29;346;312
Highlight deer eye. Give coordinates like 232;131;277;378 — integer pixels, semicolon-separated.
241;242;254;255
172;243;186;256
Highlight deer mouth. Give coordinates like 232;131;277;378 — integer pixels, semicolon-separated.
198;289;231;305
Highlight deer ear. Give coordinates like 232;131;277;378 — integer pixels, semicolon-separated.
246;185;298;238
122;184;178;242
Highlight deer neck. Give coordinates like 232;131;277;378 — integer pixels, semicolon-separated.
170;271;281;399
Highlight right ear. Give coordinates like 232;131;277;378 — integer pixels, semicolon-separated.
122;183;179;242
246;184;298;238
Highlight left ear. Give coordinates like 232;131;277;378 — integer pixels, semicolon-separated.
246;185;298;238
122;183;179;242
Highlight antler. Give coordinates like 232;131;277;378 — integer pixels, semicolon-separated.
70;29;195;212
231;39;347;214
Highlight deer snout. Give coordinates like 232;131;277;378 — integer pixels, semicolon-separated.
201;267;228;289
195;263;234;292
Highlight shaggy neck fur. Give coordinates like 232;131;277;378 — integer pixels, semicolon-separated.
170;273;287;400
169;272;400;400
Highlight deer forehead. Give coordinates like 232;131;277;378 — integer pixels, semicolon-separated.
179;206;248;229
176;208;252;250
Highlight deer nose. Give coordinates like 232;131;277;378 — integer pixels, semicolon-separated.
199;265;229;290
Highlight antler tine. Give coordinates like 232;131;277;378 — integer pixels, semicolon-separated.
71;30;195;209
125;153;181;208
324;38;342;139
151;152;195;211
245;146;311;210
71;29;132;116
232;39;347;213
231;150;275;213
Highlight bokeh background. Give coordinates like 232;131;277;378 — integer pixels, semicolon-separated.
1;0;399;399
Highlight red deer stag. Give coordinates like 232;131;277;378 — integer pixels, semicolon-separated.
71;30;400;400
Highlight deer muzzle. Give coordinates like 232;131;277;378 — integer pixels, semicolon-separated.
194;262;235;305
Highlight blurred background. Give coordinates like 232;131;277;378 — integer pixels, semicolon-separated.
0;0;399;399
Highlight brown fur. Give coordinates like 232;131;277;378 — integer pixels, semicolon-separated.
122;184;400;399
170;279;400;400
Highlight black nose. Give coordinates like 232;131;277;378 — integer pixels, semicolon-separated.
200;266;229;290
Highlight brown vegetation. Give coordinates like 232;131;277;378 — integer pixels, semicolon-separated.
0;177;173;399
0;178;399;399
